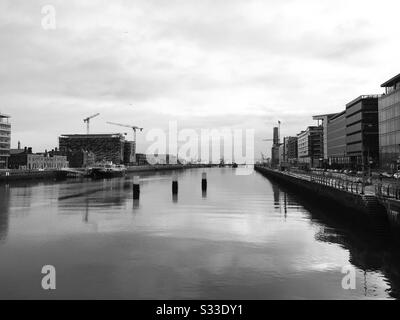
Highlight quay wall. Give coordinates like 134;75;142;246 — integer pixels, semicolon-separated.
255;166;387;225
378;198;400;232
0;164;215;183
0;170;65;182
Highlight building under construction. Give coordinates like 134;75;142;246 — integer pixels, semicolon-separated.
59;134;135;166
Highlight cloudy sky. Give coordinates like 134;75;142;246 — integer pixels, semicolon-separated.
1;0;400;158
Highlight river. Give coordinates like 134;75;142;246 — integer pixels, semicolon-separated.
0;167;399;299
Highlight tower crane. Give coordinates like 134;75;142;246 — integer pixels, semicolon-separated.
83;113;100;134
106;122;143;143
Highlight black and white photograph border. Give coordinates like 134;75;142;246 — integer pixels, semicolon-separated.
1;0;400;313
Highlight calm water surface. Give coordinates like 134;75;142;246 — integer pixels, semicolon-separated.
0;168;399;299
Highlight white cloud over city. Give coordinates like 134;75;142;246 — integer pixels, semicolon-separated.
1;0;400;158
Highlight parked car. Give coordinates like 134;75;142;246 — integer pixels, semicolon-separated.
393;172;400;179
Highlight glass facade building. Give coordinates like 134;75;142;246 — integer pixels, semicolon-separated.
0;113;11;169
327;111;349;166
297;126;323;168
379;73;400;171
345;95;380;170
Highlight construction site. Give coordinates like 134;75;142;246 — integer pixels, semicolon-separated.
58;113;143;167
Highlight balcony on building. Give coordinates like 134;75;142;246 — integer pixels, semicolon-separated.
381;73;400;95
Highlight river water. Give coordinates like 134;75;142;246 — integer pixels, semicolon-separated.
0;167;399;299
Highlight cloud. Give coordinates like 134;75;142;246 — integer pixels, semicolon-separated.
1;0;400;157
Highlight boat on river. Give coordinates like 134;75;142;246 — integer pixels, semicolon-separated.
89;162;127;179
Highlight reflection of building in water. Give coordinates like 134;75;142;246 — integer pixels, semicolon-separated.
273;178;400;299
272;183;280;208
309;201;400;298
0;186;10;241
57;179;129;213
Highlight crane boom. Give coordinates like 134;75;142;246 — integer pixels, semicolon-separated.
83;113;100;134
84;113;100;122
106;121;142;130
106;122;143;143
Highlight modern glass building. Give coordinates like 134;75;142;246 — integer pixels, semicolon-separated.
297;126;323;168
312;113;337;161
284;136;298;165
59;134;135;165
0;113;11;169
345;95;380;170
379;73;400;171
326;110;349;167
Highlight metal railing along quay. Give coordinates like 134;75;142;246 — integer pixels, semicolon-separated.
375;183;400;200
261;167;366;195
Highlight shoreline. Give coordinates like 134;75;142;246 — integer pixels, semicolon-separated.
254;165;391;234
0;164;216;183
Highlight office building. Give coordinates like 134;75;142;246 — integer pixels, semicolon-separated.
297;126;323;168
59;134;135;165
327;110;349;167
0;113;11;169
345;95;380;170
284;136;298;165
312;113;337;161
279;143;285;165
379;73;400;171
9;147;69;170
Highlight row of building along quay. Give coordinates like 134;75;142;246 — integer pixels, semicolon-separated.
0;117;182;177
269;72;400;174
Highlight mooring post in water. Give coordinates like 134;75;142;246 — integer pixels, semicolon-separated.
133;176;140;200
201;172;207;192
172;175;178;195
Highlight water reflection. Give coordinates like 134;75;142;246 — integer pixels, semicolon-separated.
133;199;140;209
273;181;400;299
0;168;399;299
57;179;129;212
0;185;10;241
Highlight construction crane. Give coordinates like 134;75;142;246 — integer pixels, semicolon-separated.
106;122;143;143
83;113;100;134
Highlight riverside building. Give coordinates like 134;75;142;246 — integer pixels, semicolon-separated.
0;113;11;169
379;73;400;171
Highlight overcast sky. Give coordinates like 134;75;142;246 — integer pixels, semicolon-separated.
1;0;400;158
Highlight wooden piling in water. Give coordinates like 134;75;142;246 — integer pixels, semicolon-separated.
133;176;140;200
201;172;207;191
172;176;178;195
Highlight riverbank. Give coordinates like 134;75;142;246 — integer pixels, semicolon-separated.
255;165;390;234
0;169;66;182
0;164;215;183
